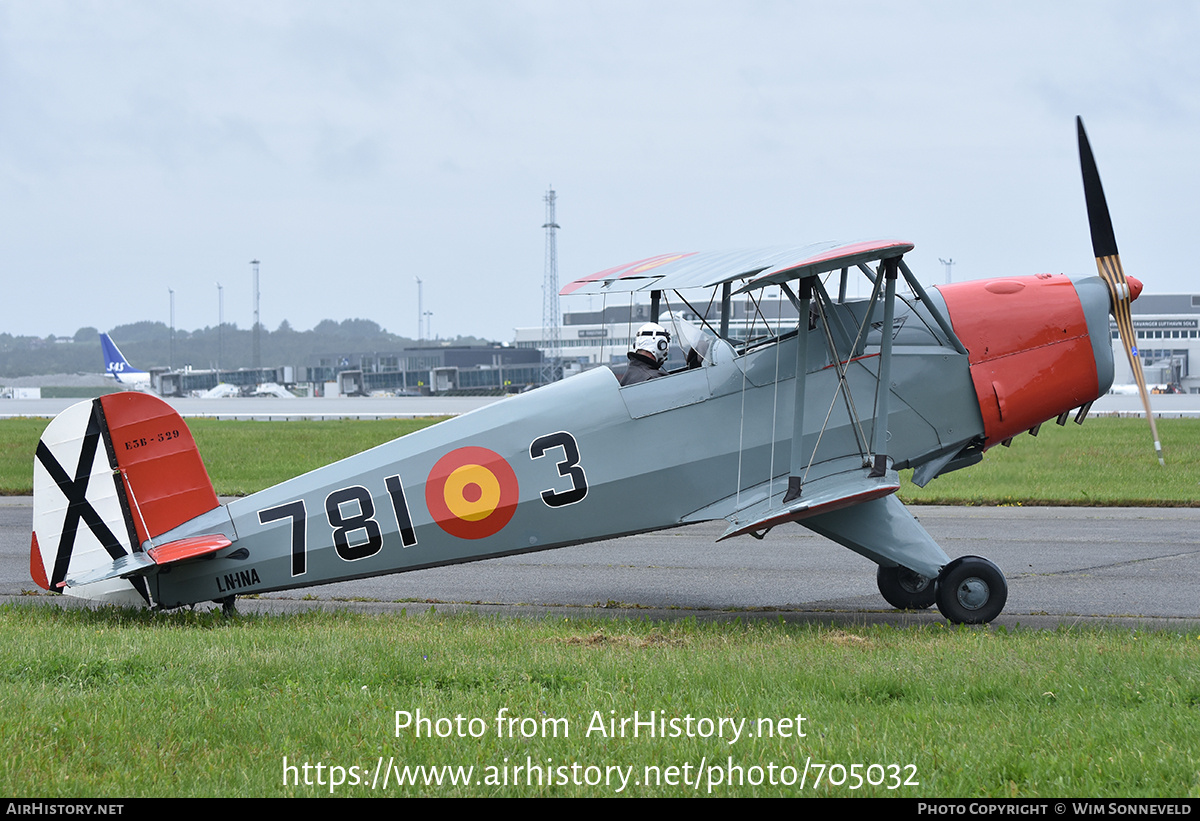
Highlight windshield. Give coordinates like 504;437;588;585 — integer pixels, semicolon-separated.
662;311;716;368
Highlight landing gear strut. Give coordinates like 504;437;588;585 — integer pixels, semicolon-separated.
934;556;1007;624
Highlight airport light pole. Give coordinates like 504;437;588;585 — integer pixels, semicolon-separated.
415;277;424;346
251;259;261;370
939;257;955;285
169;288;175;370
217;282;223;374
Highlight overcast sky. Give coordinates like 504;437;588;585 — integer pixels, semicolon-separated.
2;1;1197;342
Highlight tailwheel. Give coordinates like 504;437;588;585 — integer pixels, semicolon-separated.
876;564;936;610
935;556;1007;624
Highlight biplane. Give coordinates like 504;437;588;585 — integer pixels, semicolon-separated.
29;119;1158;624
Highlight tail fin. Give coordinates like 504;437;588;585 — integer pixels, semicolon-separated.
99;333;149;383
31;393;220;606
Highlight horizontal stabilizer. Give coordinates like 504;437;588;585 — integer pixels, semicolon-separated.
147;534;232;564
62;534;232;588
62;551;156;588
718;458;900;541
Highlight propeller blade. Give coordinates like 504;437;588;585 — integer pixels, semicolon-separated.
1077;116;1164;465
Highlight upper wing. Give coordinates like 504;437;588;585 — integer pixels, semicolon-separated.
560;239;913;296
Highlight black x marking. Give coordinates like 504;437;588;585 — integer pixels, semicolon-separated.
34;401;149;603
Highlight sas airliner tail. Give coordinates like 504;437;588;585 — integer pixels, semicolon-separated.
100;333;151;386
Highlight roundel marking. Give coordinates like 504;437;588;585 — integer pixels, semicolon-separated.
426;447;519;539
443;464;502;522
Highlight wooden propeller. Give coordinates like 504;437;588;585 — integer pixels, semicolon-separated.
1077;116;1164;465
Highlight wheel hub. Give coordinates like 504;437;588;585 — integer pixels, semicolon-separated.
898;569;929;593
956;577;990;611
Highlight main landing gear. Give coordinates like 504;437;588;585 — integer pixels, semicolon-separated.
876;565;937;610
876;556;1008;624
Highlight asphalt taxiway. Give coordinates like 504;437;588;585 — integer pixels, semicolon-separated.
3;499;1197;630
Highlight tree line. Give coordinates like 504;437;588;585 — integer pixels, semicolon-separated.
0;320;494;378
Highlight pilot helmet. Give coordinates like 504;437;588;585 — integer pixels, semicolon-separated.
634;322;671;365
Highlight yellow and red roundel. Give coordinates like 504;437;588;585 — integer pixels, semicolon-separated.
426;447;519;539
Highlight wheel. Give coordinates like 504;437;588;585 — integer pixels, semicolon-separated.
876;564;936;610
935;556;1007;624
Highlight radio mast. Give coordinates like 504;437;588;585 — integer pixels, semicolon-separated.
541;186;561;383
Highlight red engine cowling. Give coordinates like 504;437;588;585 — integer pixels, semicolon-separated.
938;273;1108;448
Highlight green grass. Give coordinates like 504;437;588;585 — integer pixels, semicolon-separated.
2;415;1197;504
0;417;47;494
187;418;443;497
898;418;1200;506
1;605;1196;798
0;417;444;496
39;386;125;399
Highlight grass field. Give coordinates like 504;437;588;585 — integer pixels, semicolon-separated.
0;416;444;496
1;605;1197;798
899;417;1200;507
2;415;1197;503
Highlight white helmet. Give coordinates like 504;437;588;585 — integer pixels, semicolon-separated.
634;322;671;365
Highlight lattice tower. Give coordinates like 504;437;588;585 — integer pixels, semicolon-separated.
541;187;561;382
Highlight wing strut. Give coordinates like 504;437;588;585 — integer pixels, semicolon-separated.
785;261;899;500
868;258;899;477
811;281;872;462
784;259;901;501
852;263;885;356
719;282;732;340
897;260;968;355
720;246;925;537
779;278;872;482
784;279;812;502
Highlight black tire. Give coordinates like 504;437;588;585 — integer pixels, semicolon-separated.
935;556;1007;624
876;564;936;610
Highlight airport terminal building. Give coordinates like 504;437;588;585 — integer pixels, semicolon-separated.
514;297;802;372
156;346;542;397
304;345;542;395
1123;293;1199;392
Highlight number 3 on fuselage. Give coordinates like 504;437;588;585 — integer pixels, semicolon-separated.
530;431;588;508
